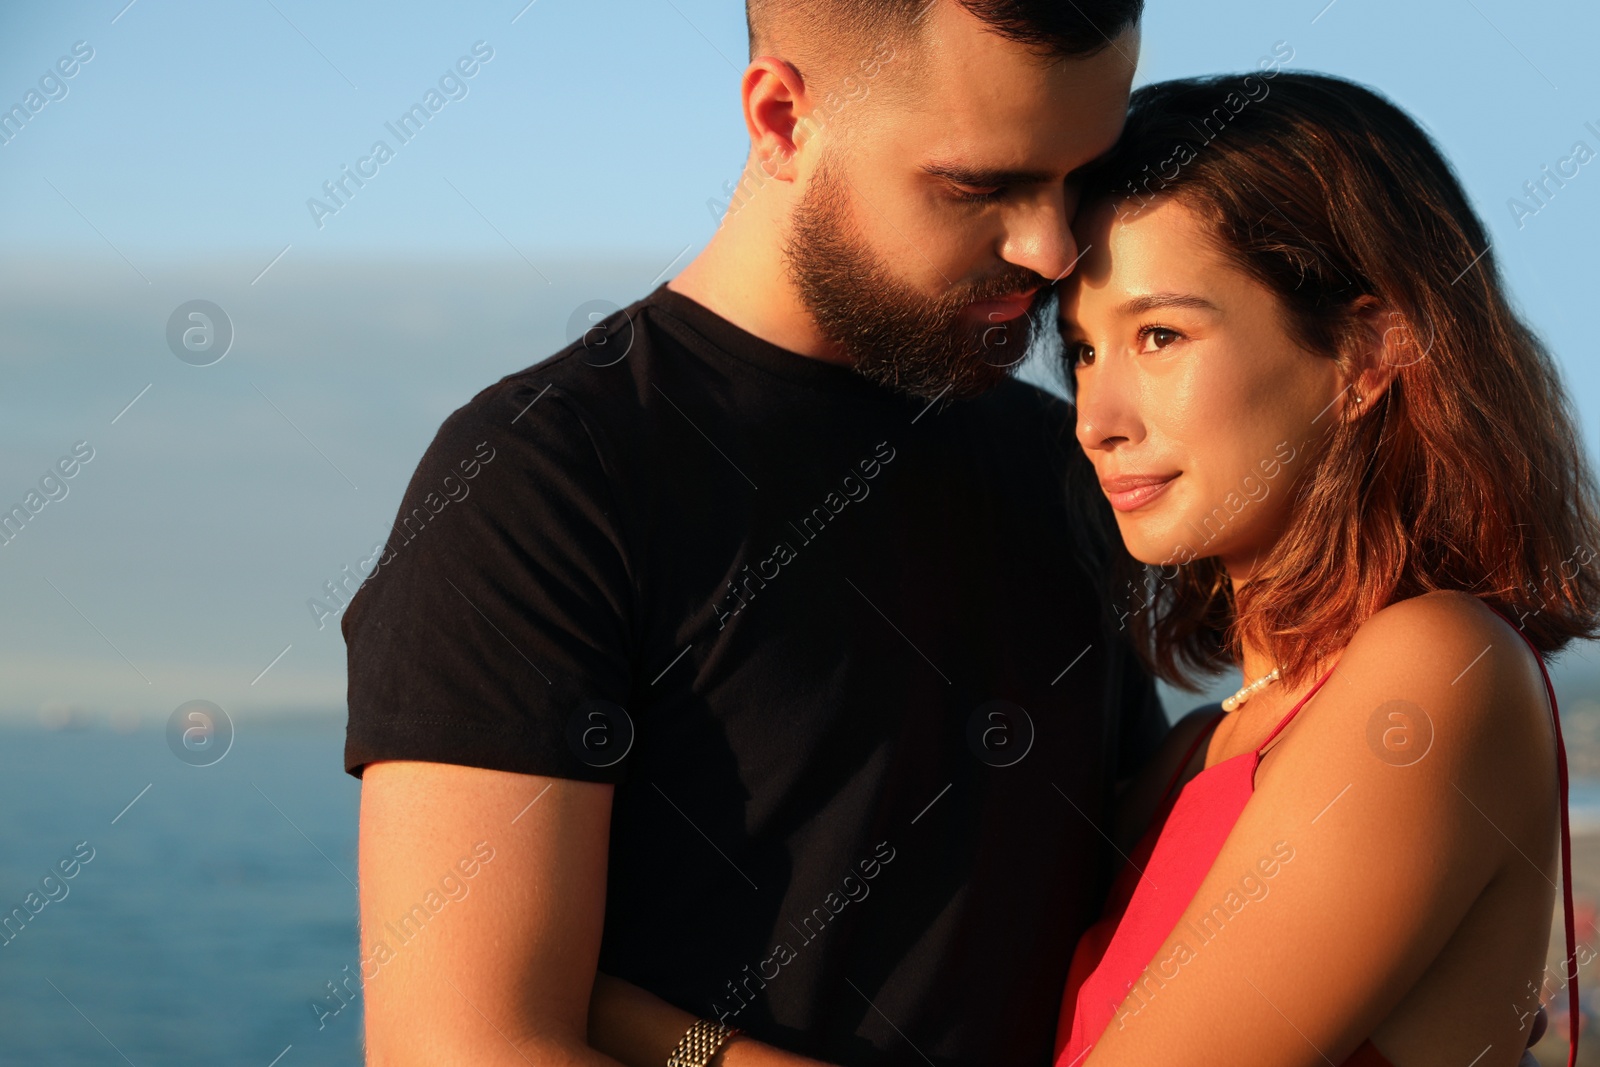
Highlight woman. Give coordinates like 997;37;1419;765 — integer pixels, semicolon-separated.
583;73;1600;1067
1052;73;1599;1066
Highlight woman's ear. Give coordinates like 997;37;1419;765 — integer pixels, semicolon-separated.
1342;296;1410;422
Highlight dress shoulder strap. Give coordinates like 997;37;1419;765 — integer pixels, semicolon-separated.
1253;661;1341;757
1483;603;1580;1067
1154;663;1340;808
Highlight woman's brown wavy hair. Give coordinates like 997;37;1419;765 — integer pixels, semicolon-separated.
1069;72;1600;690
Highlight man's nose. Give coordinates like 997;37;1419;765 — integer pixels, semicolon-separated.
999;192;1081;283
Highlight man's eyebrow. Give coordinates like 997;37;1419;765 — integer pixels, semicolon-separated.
919;159;1074;187
1117;293;1220;315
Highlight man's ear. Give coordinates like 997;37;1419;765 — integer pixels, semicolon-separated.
740;56;812;182
1342;295;1413;422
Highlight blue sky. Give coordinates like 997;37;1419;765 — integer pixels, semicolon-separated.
2;0;1597;718
2;0;1596;261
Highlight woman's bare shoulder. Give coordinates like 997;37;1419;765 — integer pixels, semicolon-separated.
1345;590;1549;722
1311;589;1555;820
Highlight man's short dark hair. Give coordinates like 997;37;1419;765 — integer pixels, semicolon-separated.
747;0;1144;69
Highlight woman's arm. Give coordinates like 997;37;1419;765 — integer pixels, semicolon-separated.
1083;591;1558;1067
587;973;836;1067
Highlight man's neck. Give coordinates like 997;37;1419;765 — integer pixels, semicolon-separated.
666;208;853;367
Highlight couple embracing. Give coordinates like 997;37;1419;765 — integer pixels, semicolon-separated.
342;2;1600;1065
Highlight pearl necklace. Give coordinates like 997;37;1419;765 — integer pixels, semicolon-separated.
1221;666;1281;713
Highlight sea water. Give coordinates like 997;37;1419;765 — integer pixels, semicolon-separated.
0;719;361;1066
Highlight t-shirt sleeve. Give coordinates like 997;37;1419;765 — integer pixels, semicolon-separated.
342;375;636;782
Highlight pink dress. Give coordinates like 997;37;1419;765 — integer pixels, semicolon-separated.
1053;606;1580;1067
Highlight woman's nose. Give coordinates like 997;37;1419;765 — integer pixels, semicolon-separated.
1073;361;1142;455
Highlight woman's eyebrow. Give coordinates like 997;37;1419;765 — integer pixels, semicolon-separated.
1117;292;1219;315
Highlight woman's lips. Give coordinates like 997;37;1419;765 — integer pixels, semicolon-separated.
1100;474;1178;513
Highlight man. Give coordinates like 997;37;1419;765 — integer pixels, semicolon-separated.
343;2;1158;1064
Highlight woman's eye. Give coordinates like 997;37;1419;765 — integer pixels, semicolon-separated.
1139;326;1182;351
1070;342;1095;367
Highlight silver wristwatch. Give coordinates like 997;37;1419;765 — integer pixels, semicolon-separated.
665;1018;741;1067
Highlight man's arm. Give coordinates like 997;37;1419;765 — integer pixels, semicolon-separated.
359;760;625;1067
587;975;834;1067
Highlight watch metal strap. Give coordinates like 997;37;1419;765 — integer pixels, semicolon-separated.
665;1018;740;1067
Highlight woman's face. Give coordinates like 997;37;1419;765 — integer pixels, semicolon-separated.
1058;197;1346;579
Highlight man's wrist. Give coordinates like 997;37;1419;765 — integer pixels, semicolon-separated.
665;1019;741;1067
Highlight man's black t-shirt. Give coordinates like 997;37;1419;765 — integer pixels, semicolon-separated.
343;283;1168;1067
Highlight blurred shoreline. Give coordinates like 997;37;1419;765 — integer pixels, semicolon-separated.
0;704;345;734
1537;827;1600;1065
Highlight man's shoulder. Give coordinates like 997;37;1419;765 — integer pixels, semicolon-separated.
440;298;668;445
437;314;1079;455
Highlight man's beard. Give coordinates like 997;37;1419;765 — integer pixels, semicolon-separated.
783;151;1050;401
